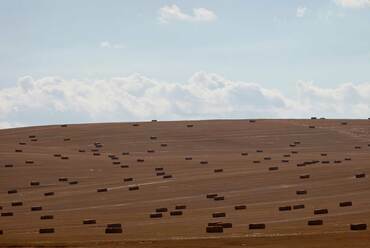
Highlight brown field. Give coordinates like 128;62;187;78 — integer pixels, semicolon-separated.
0;119;370;247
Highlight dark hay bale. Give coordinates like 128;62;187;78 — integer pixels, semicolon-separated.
200;161;208;165
291;151;298;154
29;135;36;138
156;172;165;176
91;149;99;152
283;154;290;158
334;160;342;164
121;165;129;168
300;174;310;179
83;219;96;224
321;153;327;156
170;210;183;216
97;188;108;193
40;215;53;220
122;152;130;155
1;212;13;217
93;153;100;156
279;206;292;211
64;138;71;141
187;124;194;127
185;157;193;160
235;205;247;210
61;124;68;127
309;125;315;129
147;150;155;153
123;177;133;182
8;189;18;194
249;223;265;229
0;230;3;235
150;136;157;140
129;186;139;191
281;160;289;163
30;139;38;142
355;173;366;178
69;181;78;185
256;150;263;153
137;159;144;162
163;175;173;179
339;201;352;207
107;223;122;228
241;152;248;156
11;202;23;207
61;156;69;160
314;209;328;215
155;167;164;171
321;161;330;164
212;212;226;218
206;193;218;199
249;120;256;123
293;204;305;210
25;160;34;164
30;181;40;186
345;157;352;161
311;117;317;120
112;161;121;165
54;154;61;157
58;177;68;182
44;192;55;196
156;208;168;213
19;142;26;145
264;157;271;160
15;149;22;153
206;226;223;233
4;164;14;168
31;206;42;211
132;123;140;126
39;228;55;234
341;122;347;125
350;224;367;231
150;213;163;218
308;220;323;226
78;149;86;153
175;205;186;210
269;166;279;171
296;190;307;195
161;143;168;147
214;196;225;201
289;144;296;147
355;146;361;149
214;169;223;173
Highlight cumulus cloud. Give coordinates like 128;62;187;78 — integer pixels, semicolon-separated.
296;6;307;17
158;4;217;23
100;41;125;49
0;72;369;129
335;0;370;8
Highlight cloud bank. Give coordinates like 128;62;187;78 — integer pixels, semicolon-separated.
158;5;217;23
335;0;370;8
0;72;369;129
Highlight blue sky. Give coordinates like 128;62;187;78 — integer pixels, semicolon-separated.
0;0;370;127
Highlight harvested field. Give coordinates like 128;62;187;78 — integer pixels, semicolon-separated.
1;119;370;247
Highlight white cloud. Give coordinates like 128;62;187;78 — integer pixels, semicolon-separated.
100;41;125;49
335;0;370;8
0;72;369;129
158;4;217;23
296;6;307;17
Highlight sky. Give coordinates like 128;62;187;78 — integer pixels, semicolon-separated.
0;0;370;128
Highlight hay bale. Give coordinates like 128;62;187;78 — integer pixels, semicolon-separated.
345;157;351;161
93;153;100;156
185;157;192;160
150;136;157;140
256;150;263;153
40;215;53;220
105;227;123;234
269;166;279;171
311;117;317;120
64;138;71;141
175;205;186;210
249;223;265;229
281;160;289;163
163;175;173;179
31;206;42;211
19;142;26;145
279;206;292;211
264;157;271;160
321;153;327;156
44;192;55;196
83;219;96;225
334;160;342;164
350;224;367;231
206;226;223;233
300;174;310;179
156;172;165;176
147;149;155;153
235;205;246;210
112;161;121;165
97;188;108;193
291;151;298;154
200;161;208;165
7;189;18;194
11;201;23;207
187;124;194;128
91;148;99;152
170;210;183;216
78;149;86;153
31;139;38;142
122;152;130;155
0;230;3;235
160;144;168;147
309;125;315;129
150;213;163;218
214;196;225;201
39;228;55;234
314;208;328;215
61;156;69;160
1;212;13;217
123;177;133;182
15;149;22;153
156;208;168;213
253;160;260;164
5;164;14;168
249;120;256;123
25;160;34;164
121;165;129;168
355;173;366;178
54;154;61;157
293;204;305;210
321;161;330;164
308;220;323;226
241;152;248;156
283;154;290;158
133;123;140;127
212;212;226;218
30;181;40;186
155;167;164;171
61;124;68;127
137;159;144;162
69;181;78;185
339;201;352;207
355;146;361;149
296;190;307;195
58;177;68;182
214;169;223;173
207;193;218;199
29;135;36;138
129;186;139;191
